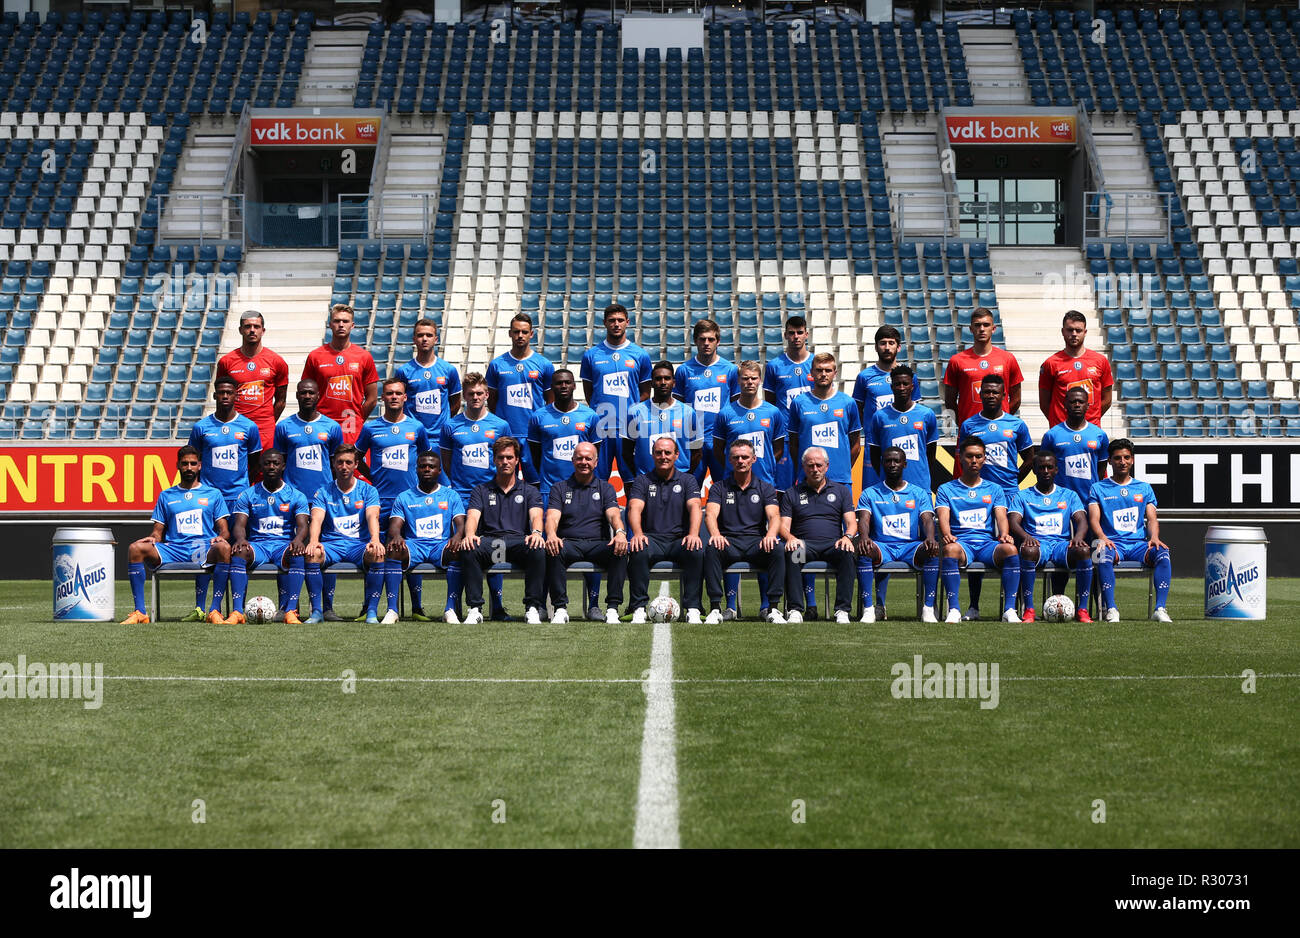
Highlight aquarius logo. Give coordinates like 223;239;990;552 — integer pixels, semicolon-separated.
54;560;107;605
1206;554;1259;609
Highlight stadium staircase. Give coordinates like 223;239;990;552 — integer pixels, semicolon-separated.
883;118;946;239
1091;117;1167;239
961;28;1031;106
228;248;336;378
297;31;366;108
159;128;236;241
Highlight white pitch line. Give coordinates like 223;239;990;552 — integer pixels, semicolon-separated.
633;620;680;849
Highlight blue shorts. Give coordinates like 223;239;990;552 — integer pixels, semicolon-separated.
1034;537;1072;568
155;538;211;566
404;539;450;568
322;539;369;567
871;540;928;568
954;537;1002;567
1101;541;1153;565
774;453;794;490
248;538;293;570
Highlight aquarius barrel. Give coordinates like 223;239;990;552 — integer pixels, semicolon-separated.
52;527;116;621
1204;526;1268;620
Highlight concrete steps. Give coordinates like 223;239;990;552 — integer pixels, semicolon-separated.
296;31;367;108
961;28;1031;106
222;248;338;376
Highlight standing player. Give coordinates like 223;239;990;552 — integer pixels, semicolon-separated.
1039;386;1108;596
763;314;813;490
440;372;512;620
227;449;310;625
216;309;288;477
301;303;380;445
943;307;1024;426
853;325;921;489
355;377;432;619
580;303;653;481
935;437;1021;624
1008;450;1093;623
855;446;942;623
1087;439;1173;623
120;446;232;625
624;361;705;478
185;375;261;621
384;451;466;625
787;351;862;618
486;312;554;485
303;445;386;624
395;317;462;447
1039;310;1113;428
672;318;739;483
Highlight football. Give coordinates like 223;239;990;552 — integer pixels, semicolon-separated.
648;595;681;623
1043;594;1075;622
245;596;278;624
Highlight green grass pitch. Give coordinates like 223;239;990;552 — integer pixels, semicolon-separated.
0;576;1297;848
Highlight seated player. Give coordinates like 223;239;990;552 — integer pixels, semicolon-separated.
384;451;466;625
626;437;706;624
121;446;232;625
227;449;310;625
703;439;786;623
303;445;386;624
1087;438;1173;622
1007;450;1093;623
544;441;628;624
855;446;941;623
935;437;1022;624
779;447;858;624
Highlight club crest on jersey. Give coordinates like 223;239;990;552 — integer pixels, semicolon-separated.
979;360;989;370
1073;361;1083;370
472;424;479;432
336;356;345;365
794;368;803;376
423;371;432;379
703;369;712;378
516;363;525;372
892;493;900;502
561;415;571;425
899;416;907;425
184;492;192;500
221;426;230;435
746;412;755;421
819;403;829;413
246;362;256;371
1073;434;1082;442
425;498;433;505
987;423;997;432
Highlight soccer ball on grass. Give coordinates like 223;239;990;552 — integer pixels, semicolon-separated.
647;595;680;623
1042;594;1075;622
245;595;278;624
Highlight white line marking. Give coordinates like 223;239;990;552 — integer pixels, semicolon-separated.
633;621;680;849
96;673;1300;685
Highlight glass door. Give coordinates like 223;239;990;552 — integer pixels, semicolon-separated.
957;177;1062;245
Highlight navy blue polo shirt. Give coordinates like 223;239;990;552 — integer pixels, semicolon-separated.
467;478;543;539
627;469;700;540
780;480;854;542
708;475;779;538
548;474;619;540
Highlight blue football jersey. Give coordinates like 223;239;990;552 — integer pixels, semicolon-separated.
439;411;511;501
311;478;381;544
390;484;465;544
527;402;600;500
857;481;935;544
852;364;922;423
1088;477;1157;546
1040;422;1109;502
486;350;554;476
713;400;786;484
958;413;1034;495
355;414;433;508
626;399;704;475
232;481;310;541
868;403;939;492
787;391;862;485
152;483;229;542
187;413;262;502
763;351;815;418
395;356;461;439
273;413;343;496
673;355;739;439
579;340;653;431
936;478;1008;541
1010;485;1085;541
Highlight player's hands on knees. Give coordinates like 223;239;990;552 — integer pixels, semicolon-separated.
463;533;481;551
923;537;941;554
210;536;228;548
1069;536;1089;552
681;533;703;551
942;532;957;545
1022;535;1039;554
709;533;729;551
1149;536;1168;551
785;536;804;554
760;533;778;552
629;533;648;552
609;530;628;556
386;535;405;555
856;535;874;556
835;535;855;553
524;532;545;550
998;533;1015;545
367;539;386;561
545;533;563;556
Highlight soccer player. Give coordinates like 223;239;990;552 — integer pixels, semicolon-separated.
673;318;739;482
121;446;232;625
1008;450;1093;623
935;437;1021;624
355;377;432;618
943;307;1024;426
1087;439;1173;622
440;372;512;620
395;317;462;443
853;325;921;488
1039;310;1113;428
1040;386;1109;505
486;312;554;485
763;315;813;490
855;446;941;623
273;379;345;620
384;451;466;625
227;449;310;625
580;303;652;480
301;303;380;445
216;309;288;476
703;439;786;623
185;375;261;620
543;441;628;624
459;437;546;625
303;445;386;624
780;446;858;624
626;437;705;624
624;361;705;477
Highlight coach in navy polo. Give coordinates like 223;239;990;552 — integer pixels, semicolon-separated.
703;438;786;623
459;436;546;624
544;441;629;624
780;446;858;623
626;436;705;624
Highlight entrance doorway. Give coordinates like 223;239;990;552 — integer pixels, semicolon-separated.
956;177;1063;245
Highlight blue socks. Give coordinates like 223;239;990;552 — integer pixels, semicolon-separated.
489;572;506;614
306;562;323;614
129;561;146;614
725;571;740;611
585;573;602;612
385;560;404;613
444;563;462;614
1098;550;1116;610
999;556;1019;613
1019;558;1036;613
323;572;337;611
194;571;210;610
283;556;305;611
229;562;247;614
942;557;962;611
877;573;890;606
803;573;817;612
1075;559;1093;611
209;562;229;614
365;565;384;617
1152;547;1172;608
407;572;423;612
921;557;939;608
857;557;874;609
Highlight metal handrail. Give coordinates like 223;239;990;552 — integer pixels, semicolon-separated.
223;102;251;197
337;191;434;247
1084;189;1171;244
1077;103;1106;192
